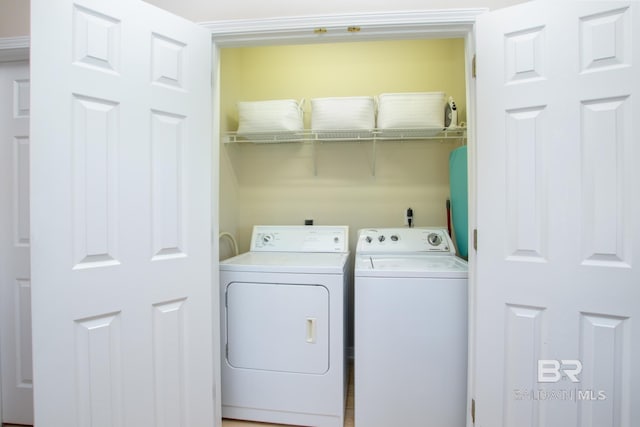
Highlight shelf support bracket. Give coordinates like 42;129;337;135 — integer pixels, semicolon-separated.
372;140;377;177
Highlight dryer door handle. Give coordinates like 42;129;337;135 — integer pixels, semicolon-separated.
306;318;317;344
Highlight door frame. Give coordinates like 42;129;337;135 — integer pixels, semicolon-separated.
0;8;485;426
204;9;483;427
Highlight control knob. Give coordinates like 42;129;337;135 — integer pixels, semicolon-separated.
427;233;442;246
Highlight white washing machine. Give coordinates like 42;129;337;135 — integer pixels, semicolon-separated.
219;225;350;427
354;227;468;427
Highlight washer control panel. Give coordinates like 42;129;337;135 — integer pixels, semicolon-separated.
251;225;349;253
356;228;455;254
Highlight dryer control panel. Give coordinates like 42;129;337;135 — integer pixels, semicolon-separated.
356;228;455;255
251;225;349;253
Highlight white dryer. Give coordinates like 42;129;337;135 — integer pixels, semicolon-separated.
219;225;349;427
354;227;468;427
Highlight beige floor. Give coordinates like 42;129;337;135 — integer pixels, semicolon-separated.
3;366;355;427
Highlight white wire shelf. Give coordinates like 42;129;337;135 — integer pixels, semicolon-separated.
223;127;466;144
223;127;466;177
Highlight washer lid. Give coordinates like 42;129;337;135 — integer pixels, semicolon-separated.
355;254;468;278
220;251;349;274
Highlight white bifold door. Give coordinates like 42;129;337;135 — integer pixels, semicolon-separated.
30;0;215;426
0;61;33;425
476;1;639;426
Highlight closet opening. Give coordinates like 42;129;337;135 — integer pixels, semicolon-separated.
211;13;478;370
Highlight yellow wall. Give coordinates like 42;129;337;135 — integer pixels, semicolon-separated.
219;39;466;255
221;39;466;131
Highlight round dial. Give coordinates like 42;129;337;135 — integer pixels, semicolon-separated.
427;233;442;246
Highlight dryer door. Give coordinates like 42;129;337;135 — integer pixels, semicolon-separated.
225;282;329;374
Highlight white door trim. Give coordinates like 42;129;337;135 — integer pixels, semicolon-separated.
0;37;29;62
204;9;482;427
202;9;485;47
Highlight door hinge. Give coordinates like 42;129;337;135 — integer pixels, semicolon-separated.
471;398;476;424
225;343;229;358
472;54;477;78
473;228;478;251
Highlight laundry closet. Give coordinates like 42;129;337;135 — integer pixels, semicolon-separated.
218;38;468;258
216;37;470;426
